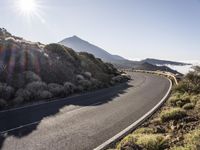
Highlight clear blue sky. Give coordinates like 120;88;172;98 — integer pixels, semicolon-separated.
0;0;200;61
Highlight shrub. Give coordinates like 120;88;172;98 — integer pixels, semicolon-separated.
134;127;155;134
90;78;102;89
116;134;137;150
0;99;7;108
78;79;92;90
183;103;195;110
26;81;48;93
135;134;167;150
0;83;15;100
184;128;200;150
83;72;92;79
190;95;200;105
117;134;167;150
15;89;31;102
12;96;24;105
160;108;187;122
13;71;42;88
22;71;41;83
170;146;190;150
64;82;76;95
76;74;84;81
48;83;65;97
169;93;190;107
174;82;189;93
37;91;53;100
26;81;48;99
44;44;74;61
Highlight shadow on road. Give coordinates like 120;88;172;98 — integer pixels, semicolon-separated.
0;82;132;149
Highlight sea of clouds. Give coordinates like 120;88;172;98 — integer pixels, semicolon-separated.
166;60;200;74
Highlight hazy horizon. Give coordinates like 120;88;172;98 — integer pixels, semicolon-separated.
0;0;200;61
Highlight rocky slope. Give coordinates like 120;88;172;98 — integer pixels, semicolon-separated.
0;28;129;109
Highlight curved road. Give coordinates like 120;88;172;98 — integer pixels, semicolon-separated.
0;72;170;150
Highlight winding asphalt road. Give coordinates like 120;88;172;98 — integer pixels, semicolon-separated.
0;72;170;150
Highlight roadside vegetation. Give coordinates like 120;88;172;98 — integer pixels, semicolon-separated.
0;28;130;110
111;66;200;150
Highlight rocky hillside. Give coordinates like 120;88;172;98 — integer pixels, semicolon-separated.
0;28;129;109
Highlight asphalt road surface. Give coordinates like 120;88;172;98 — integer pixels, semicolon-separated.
0;72;170;150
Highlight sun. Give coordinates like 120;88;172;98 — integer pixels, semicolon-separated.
14;0;46;23
16;0;37;15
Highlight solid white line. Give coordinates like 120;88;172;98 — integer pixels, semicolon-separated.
94;78;172;150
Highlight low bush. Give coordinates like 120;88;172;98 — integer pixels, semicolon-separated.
76;74;84;81
169;93;190;107
64;82;76;95
160;108;187;122
0;83;15;100
12;96;24;105
195;100;200;111
174;82;189;93
0;99;7;108
26;81;49;100
134;127;155;134
26;81;48;94
190;95;200;105
116;134;137;150
170;146;190;150
83;72;92;79
117;134;167;150
183;128;200;150
44;43;74;61
48;83;65;97
78;79;92;90
135;134;167;150
15;89;31;102
183;103;195;110
37;91;53;100
170;128;200;150
22;71;41;84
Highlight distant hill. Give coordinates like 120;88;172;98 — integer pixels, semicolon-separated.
58;36;184;74
134;62;181;74
141;58;191;66
59;36;126;62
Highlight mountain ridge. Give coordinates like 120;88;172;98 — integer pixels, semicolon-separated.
59;35;187;74
59;35;126;62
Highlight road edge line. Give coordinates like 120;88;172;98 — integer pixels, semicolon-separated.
94;78;172;150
